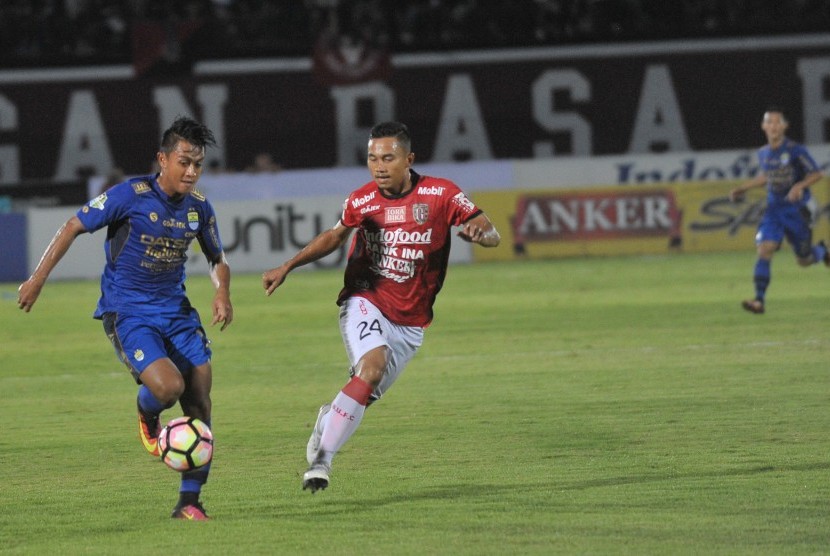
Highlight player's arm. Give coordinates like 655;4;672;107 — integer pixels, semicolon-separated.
786;170;824;203
730;174;767;202
457;212;501;247
207;252;233;331
18;216;87;312
262;221;353;296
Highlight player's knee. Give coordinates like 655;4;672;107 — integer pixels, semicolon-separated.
361;368;385;387
355;357;386;387
155;377;186;407
354;349;388;387
355;364;386;387
757;246;774;259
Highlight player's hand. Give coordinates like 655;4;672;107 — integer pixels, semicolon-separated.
262;266;289;296
786;186;804;203
457;222;486;243
17;277;44;313
729;188;745;203
457;222;499;246
211;291;233;331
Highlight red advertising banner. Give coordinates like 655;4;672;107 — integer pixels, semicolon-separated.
1;36;830;184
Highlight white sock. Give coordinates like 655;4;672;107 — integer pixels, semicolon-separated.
317;377;372;465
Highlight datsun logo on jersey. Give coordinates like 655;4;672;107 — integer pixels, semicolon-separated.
512;189;682;245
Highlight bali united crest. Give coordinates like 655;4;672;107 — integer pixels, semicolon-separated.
412;203;429;225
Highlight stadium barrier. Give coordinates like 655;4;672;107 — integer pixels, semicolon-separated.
23;198;476;281
472;180;830;261
11;148;830;281
0;212;27;281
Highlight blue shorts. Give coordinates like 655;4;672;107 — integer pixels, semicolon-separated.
102;310;212;384
756;203;813;258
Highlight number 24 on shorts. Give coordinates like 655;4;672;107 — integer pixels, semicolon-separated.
357;319;382;340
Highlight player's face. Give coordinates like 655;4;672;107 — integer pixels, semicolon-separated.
761;111;788;145
157;140;206;198
367;137;414;194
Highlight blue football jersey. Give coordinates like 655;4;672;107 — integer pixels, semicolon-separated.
76;176;224;318
758;138;820;207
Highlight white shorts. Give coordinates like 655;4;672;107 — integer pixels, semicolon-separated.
338;296;424;403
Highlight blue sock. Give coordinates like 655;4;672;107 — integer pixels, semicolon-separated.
180;418;212;495
180;471;208;494
753;259;771;302
813;243;827;264
137;385;167;414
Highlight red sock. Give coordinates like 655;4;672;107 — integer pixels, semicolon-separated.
342;376;373;405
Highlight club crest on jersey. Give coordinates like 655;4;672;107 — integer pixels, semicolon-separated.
780;153;790;165
132;181;151;194
187;209;199;230
88;193;107;211
412;203;429;224
149;212;158;222
385;207;406;224
133;349;144;362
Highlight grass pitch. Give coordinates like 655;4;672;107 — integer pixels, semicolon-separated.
1;251;829;555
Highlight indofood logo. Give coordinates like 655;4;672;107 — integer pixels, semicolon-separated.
364;227;433;246
615;153;762;184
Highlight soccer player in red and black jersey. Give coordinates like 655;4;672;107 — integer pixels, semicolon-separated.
262;121;500;492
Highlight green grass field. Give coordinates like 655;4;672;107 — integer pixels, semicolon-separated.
2;251;829;555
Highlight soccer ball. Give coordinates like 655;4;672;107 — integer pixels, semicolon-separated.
158;416;214;472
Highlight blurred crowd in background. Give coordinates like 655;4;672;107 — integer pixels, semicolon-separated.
2;0;829;69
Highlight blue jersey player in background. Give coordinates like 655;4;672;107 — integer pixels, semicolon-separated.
17;116;233;520
729;108;827;314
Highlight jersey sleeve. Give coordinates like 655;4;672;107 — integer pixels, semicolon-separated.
75;181;133;233
340;195;362;229
443;181;481;226
794;144;820;174
196;199;224;263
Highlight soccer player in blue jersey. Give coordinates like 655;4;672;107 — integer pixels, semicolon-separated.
729;108;827;314
17;116;233;520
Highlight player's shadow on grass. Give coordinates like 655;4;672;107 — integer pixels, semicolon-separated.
559;460;830;492
283;460;830;517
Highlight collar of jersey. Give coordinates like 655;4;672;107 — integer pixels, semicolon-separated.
378;170;421;200
152;175;187;205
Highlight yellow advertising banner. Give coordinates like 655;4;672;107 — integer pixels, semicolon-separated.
472;181;830;261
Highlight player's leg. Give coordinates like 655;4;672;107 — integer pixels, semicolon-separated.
303;349;383;493
743;215;782;314
814;240;830;267
137;359;186;454
167;309;214;520
103;313;184;455
172;362;212;520
303;297;387;493
316;346;385;457
304;297;423;492
788;205;828;267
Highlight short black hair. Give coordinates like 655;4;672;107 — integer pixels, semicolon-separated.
160;116;217;153
369;121;411;151
764;106;787;121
